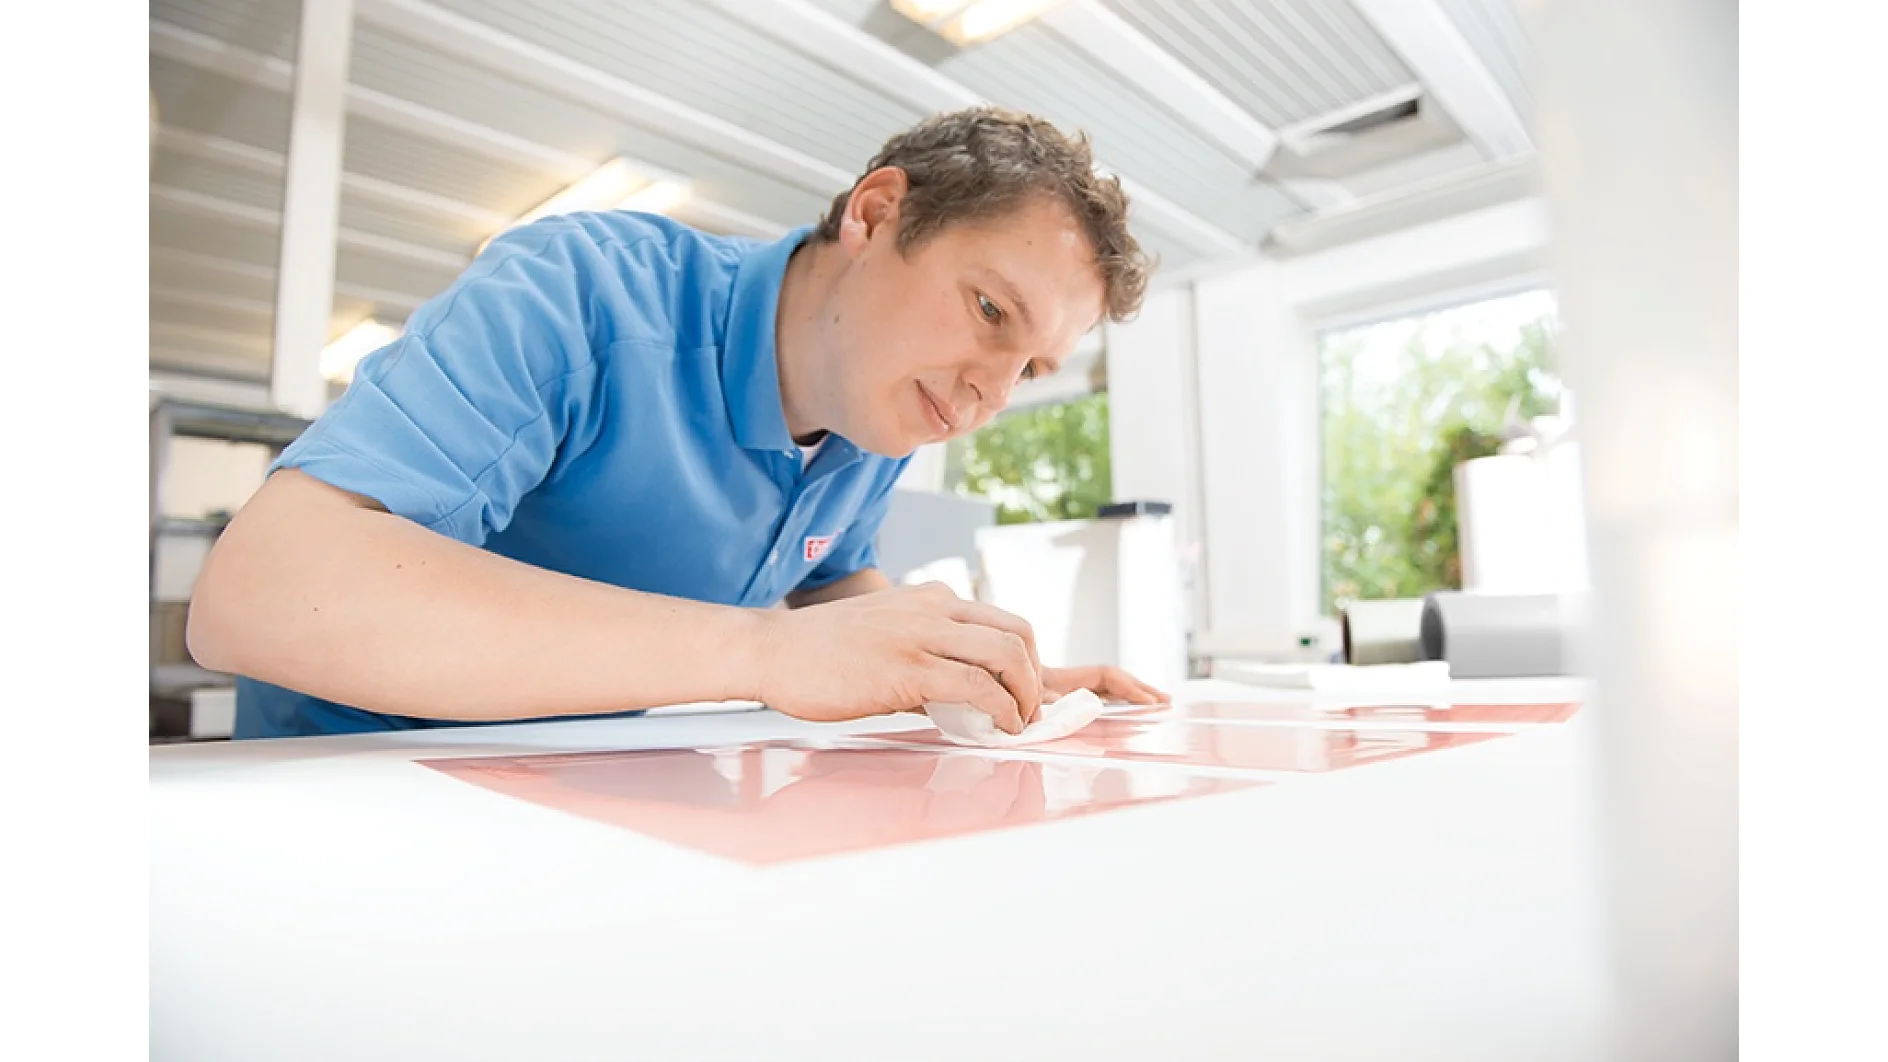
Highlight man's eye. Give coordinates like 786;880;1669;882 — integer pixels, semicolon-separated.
976;294;1003;322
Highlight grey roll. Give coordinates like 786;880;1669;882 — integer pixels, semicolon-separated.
1419;591;1569;678
1340;598;1427;665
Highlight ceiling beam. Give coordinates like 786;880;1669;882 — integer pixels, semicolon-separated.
1264;156;1540;256
1345;0;1533;160
692;0;1250;259
156;126;509;229
354;0;851;196
151;185;471;272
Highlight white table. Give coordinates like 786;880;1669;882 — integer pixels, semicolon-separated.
152;677;1612;1061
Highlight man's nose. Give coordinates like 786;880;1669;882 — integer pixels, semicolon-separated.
959;362;1019;415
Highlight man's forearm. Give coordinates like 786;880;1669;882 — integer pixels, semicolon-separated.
189;470;768;722
784;568;894;609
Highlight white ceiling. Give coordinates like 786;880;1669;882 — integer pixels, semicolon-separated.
148;0;1539;382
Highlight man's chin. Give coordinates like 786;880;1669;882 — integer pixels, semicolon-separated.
849;426;927;461
860;439;920;460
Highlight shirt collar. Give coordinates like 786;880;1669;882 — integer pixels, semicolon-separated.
723;225;813;454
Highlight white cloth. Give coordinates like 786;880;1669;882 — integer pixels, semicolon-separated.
923;688;1106;748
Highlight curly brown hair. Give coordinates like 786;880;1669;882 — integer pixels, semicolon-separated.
814;106;1152;322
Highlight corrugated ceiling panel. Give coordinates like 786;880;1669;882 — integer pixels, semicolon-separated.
151;205;281;267
149;252;278;304
1100;0;1414;128
1434;0;1533;123
435;0;924;174
337;197;483;254
940;22;1304;242
150;295;272;337
150;150;284;213
150;55;290;153
345;26;830;229
150;148;481;297
340;117;560;212
150;0;296;62
152;194;461;313
151;321;271;360
333;247;462;305
346;26;627;183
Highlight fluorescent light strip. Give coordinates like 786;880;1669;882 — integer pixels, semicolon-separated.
480;159;694;254
320;319;402;384
892;0;1068;45
616;179;691;215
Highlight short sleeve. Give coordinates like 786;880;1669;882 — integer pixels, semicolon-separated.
273;217;616;546
796;462;909;591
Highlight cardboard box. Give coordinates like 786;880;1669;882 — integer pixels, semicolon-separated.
151;601;190;665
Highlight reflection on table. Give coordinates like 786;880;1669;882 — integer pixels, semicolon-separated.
421;741;1264;865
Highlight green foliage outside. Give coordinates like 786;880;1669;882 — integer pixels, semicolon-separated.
947;391;1112;525
1321;291;1562;614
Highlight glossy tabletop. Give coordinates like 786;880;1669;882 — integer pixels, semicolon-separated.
152;676;1610;1061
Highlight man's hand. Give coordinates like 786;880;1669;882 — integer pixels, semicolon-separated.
1043;665;1169;706
747;582;1045;734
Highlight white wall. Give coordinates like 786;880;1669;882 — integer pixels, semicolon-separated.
1192;259;1324;653
895;442;948;492
1105;286;1207;633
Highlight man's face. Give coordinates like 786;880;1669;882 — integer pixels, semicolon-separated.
822;182;1107;458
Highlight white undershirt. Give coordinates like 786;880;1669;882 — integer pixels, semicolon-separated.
797;434;827;471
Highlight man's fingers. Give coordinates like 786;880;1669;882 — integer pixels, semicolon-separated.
1066;666;1169;705
926;622;1042;726
945;599;1043;677
925;659;1025;735
1109;669;1167;704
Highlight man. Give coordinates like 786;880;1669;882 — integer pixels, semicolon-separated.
189;106;1167;740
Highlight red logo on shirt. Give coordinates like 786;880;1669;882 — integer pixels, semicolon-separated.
804;534;837;563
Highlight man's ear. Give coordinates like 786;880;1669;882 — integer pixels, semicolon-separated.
838;166;908;255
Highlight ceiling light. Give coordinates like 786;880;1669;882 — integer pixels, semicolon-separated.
893;0;1066;45
890;0;971;21
320;319;401;384
480;159;692;255
511;158;642;231
616;179;691;216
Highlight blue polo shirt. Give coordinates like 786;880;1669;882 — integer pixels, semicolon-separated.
233;212;908;738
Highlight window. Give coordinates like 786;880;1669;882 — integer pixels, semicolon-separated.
945;391;1113;525
1320;289;1563;614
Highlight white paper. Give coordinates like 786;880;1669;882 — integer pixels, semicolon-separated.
1214;660;1452;693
